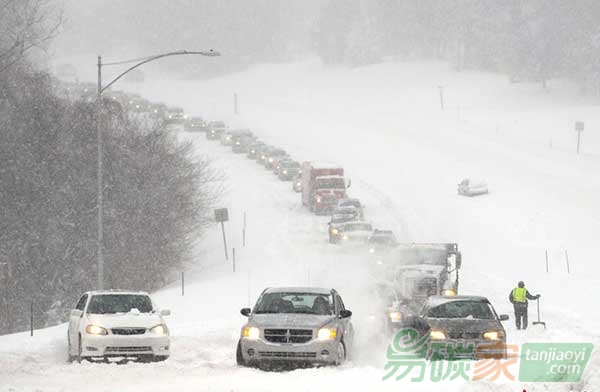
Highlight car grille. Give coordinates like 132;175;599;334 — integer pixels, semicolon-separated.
447;331;482;340
105;346;152;353
111;328;146;335
263;329;313;344
258;351;317;358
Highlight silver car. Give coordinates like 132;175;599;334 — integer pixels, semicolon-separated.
237;287;354;368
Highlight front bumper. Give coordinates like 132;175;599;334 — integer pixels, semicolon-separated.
81;334;170;358
240;337;338;364
426;339;507;360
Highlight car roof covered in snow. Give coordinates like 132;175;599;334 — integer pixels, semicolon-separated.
395;264;446;276
86;290;150;296
427;295;491;306
263;287;334;295
342;221;373;230
316;175;344;180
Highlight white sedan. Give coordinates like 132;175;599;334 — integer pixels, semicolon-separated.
67;290;171;362
457;178;489;196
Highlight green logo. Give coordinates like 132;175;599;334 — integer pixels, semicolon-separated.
519;343;594;382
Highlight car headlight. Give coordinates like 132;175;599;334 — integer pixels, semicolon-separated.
268;158;273;163
150;324;169;336
283;170;287;174
369;247;375;253
483;331;504;341
342;234;349;240
442;289;456;296
317;328;337;340
243;326;260;340
430;329;447;340
316;196;322;203
331;228;338;235
86;324;108;335
388;312;402;322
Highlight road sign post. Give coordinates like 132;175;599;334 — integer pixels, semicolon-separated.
575;121;584;154
214;208;229;260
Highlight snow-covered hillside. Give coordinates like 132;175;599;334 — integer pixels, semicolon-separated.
2;58;598;391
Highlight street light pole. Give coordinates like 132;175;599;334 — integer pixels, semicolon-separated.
95;49;220;290
96;56;104;290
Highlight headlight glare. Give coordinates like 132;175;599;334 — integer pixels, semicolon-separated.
317;328;337;340
483;331;503;341
243;326;260;340
442;289;456;296
430;329;447;340
86;324;108;335
388;312;402;322
150;324;169;335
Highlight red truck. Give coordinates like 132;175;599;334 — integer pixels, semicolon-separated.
301;162;350;215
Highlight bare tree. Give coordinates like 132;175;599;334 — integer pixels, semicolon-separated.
0;0;62;73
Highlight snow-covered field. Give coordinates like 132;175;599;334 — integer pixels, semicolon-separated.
1;58;599;391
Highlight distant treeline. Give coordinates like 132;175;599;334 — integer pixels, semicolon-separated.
0;1;222;334
63;0;600;93
313;0;600;93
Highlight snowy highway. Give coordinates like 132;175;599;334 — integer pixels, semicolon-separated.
2;59;600;392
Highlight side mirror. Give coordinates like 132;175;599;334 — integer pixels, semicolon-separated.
339;309;352;318
70;309;83;318
160;309;171;317
499;314;509;321
240;308;251;317
346;179;352;189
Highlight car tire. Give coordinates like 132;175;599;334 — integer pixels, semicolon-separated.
236;341;246;367
334;340;346;366
76;334;83;363
67;332;76;362
153;355;169;362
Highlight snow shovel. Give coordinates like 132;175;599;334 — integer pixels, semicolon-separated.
532;298;546;329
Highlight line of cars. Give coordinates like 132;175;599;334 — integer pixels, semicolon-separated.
63;108;505;367
194;120;511;366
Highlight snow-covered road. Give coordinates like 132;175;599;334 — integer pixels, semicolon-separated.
2;58;599;391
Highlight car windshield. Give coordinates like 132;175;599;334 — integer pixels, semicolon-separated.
87;294;154;314
316;177;345;189
332;214;355;223
254;292;334;315
281;161;300;168
427;300;495;320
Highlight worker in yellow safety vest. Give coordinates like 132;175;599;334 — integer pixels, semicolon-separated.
508;281;540;330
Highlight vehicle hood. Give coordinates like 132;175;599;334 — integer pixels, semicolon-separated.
250;313;335;329
86;313;164;329
426;318;503;334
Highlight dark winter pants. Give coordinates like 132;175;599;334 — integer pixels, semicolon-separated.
514;303;528;330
